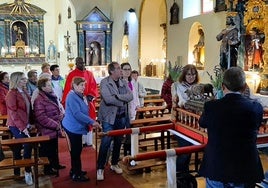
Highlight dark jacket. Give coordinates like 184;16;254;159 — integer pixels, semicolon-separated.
34;91;63;139
161;77;173;110
199;93;264;183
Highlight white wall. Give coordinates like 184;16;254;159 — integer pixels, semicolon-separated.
1;0;228;88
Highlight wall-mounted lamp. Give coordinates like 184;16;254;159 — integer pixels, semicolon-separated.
128;8;135;13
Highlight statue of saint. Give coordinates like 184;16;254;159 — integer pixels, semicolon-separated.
47;40;57;63
216;16;240;70
88;43;101;66
193;28;205;66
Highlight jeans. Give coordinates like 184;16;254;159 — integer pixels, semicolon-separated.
206;178;255;188
97;116;126;169
176;136;192;173
9;126;32;174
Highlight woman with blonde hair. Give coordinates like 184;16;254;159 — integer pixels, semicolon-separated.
6;72;34;185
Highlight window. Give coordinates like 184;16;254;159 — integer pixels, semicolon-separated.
202;0;214;13
183;0;213;19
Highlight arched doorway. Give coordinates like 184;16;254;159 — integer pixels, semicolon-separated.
139;0;167;78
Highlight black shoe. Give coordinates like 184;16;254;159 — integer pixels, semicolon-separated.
72;174;90;182
44;168;57;175
56;164;66;170
69;170;87;177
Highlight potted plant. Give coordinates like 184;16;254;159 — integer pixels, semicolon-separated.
207;65;224;99
167;61;183;82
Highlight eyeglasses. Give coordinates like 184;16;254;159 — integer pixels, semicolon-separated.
186;73;196;76
123;68;131;71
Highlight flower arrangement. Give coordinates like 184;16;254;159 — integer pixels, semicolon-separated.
206;65;224;90
167;61;183;82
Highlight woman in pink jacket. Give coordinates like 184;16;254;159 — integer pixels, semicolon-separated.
34;78;64;175
0;72;9;126
6;72;34;186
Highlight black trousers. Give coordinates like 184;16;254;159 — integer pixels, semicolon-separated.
65;129;83;176
39;137;59;172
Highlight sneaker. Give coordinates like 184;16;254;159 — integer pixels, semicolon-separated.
97;169;104;181
25;172;33;186
110;164;123;174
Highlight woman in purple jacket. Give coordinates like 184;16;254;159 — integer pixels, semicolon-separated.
34;78;64;175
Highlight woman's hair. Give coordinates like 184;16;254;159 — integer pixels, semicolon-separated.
0;72;8;82
37;78;50;91
72;77;86;86
27;70;37;79
121;62;132;82
179;64;199;83
41;62;50;71
9;72;25;89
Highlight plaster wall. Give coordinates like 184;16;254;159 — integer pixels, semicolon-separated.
0;0;228;90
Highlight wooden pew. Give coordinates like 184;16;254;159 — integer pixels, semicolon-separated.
0;115;7;127
131;115;171;128
144;98;165;106
136;106;166;118
131;116;174;151
1;136;50;188
0;126;11;139
144;94;161;99
0;157;49;181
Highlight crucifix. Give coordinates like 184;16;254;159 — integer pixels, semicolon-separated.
64;31;71;53
64;31;74;61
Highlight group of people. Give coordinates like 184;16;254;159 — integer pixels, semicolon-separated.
160;63;265;187
0;62;68;185
0;53;266;187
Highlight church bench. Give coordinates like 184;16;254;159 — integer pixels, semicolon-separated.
131;115;171;128
144;94;161;99
136;106;166;118
0;157;49;170
0;157;49;181
143;98;165;106
1;136;50;188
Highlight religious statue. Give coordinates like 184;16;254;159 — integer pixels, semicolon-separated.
88;42;101;66
47;40;57;63
12;24;25;45
247;27;264;71
170;1;179;25
216;16;240;70
193;28;205;67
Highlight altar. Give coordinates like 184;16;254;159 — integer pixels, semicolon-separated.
0;1;46;64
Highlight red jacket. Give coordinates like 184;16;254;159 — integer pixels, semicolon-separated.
62;68;98;120
6;89;34;131
0;83;8;115
34;91;63;139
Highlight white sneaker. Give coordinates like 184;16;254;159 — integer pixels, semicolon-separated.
110;164;123;174
97;169;104;181
25;172;33;185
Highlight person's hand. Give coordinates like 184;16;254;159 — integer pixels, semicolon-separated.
27;124;33;130
22;128;30;137
92;121;102;130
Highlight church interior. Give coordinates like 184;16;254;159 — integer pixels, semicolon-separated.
0;0;268;187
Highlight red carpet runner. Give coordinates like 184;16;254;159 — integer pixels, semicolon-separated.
51;138;134;188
